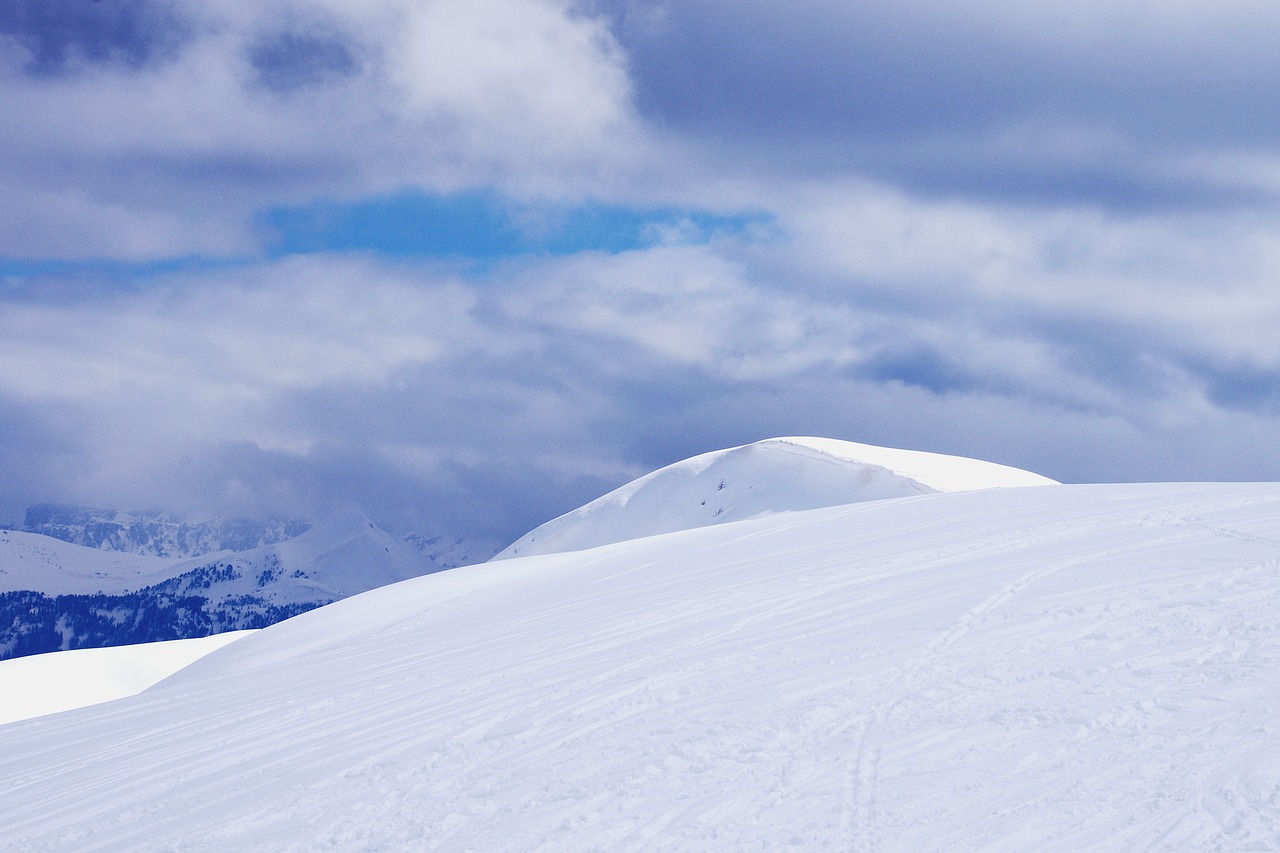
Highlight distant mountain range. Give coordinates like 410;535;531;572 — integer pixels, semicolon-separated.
0;509;464;661
19;504;313;558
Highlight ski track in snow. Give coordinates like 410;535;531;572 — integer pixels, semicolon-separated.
840;521;1209;851
1;483;1280;850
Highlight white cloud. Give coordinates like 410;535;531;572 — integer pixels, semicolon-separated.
777;181;1280;366
0;256;481;449
501;246;866;380
388;0;634;159
0;0;643;259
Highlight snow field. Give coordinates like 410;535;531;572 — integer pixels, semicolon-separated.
0;529;183;595
0;632;256;725
0;482;1278;850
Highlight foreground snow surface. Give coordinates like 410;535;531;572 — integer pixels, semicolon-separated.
2;483;1279;851
0;632;256;725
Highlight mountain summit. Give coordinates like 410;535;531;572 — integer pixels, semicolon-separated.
495;437;1056;559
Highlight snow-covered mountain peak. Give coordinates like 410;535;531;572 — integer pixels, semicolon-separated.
494;436;1056;559
260;510;435;599
769;436;1057;491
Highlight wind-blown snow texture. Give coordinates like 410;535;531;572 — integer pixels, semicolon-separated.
496;436;1057;559
2;482;1277;851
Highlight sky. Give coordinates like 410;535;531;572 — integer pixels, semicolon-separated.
3;0;1280;553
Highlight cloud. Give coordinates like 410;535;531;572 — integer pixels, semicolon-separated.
0;0;191;76
0;0;642;260
8;0;1280;262
602;0;1280;209
5;0;1280;549
0;398;83;525
0;256;478;407
776;183;1280;372
246;28;360;93
6;201;1280;542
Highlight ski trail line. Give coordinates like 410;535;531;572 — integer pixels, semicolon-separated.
839;528;1205;852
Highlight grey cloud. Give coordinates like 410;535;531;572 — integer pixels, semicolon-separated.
5;228;1280;547
247;29;360;93
602;0;1280;210
0;0;190;75
0;397;87;526
1184;358;1280;417
0;0;643;261
860;343;981;396
10;0;1280;557
169;441;611;555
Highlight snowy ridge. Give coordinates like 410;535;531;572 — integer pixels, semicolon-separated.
495;436;1056;559
772;436;1057;491
3;482;1278;850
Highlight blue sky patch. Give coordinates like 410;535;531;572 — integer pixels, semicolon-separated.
257;191;772;259
0;193;772;283
0;255;244;288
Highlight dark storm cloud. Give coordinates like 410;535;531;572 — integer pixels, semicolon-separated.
0;0;190;75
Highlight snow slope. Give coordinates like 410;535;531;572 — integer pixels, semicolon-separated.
0;528;184;594
0;631;255;726
2;482;1278;851
495;436;1057;559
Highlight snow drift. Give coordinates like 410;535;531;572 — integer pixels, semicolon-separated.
1;481;1277;850
495;436;1056;559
